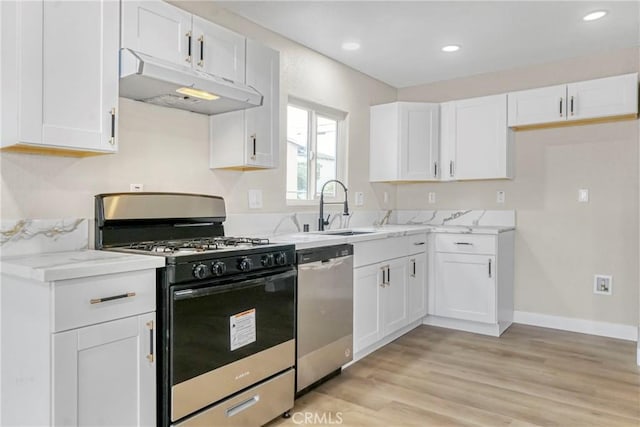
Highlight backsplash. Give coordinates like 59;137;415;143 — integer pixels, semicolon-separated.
0;219;89;257
395;210;515;227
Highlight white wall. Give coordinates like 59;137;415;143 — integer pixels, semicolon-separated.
397;48;640;326
0;2;397;221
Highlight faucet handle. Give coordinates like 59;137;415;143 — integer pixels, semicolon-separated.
323;214;331;226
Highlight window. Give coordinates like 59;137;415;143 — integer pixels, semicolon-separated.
286;99;347;202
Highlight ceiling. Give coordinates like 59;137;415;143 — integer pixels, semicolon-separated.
216;1;640;88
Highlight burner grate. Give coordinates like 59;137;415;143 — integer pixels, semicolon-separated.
125;237;270;254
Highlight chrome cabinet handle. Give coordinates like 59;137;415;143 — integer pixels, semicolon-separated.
146;320;154;363
186;31;192;63
109;108;116;145
454;242;473;245
433;161;438;178
381;267;386;287
411;259;416;277
197;35;204;67
413;242;426;246
559;97;563;117
90;292;136;304
250;134;257;159
488;259;492;278
387;266;391;284
449;161;454;177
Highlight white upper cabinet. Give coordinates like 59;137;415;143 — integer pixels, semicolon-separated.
121;0;191;66
508;73;638;128
192;16;245;83
370;102;440;182
121;1;246;83
210;40;280;169
441;94;513;181
1;0;119;156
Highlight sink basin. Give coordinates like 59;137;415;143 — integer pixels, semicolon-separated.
311;230;377;236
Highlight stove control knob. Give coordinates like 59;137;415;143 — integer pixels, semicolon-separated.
193;264;209;279
274;252;287;266
211;261;227;276
261;254;274;267
239;257;253;272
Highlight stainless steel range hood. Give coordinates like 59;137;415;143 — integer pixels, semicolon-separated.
119;49;263;115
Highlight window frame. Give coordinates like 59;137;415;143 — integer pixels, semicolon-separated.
286;97;348;206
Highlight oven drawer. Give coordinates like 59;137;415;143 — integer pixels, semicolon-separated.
53;269;156;332
174;369;294;427
435;233;496;255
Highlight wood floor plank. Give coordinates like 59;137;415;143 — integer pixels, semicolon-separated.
266;324;640;427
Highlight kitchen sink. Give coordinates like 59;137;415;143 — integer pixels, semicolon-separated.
313;230;376;236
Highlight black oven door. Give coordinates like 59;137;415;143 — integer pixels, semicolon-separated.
169;267;296;422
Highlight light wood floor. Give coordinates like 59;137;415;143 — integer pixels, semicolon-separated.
269;324;640;426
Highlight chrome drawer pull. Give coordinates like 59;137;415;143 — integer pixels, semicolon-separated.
226;395;260;418
413;242;426;246
90;292;136;305
146;320;154;363
454;242;473;245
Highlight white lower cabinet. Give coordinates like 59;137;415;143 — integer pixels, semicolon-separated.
353;233;427;357
54;313;156;427
427;231;514;336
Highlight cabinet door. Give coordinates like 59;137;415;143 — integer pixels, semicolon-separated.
245;39;279;168
451;94;510;180
439;101;457;182
369;103;400;181
434;253;496;323
53;313;156;427
192;16;245;82
507;84;567;127
353;264;383;353
568;73;639;121
121;0;192;66
381;258;408;335
399;103;440;181
41;0;118;152
407;252;427;323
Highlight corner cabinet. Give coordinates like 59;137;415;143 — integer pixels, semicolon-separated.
210;39;280;170
426;231;514;337
370;102;440;182
1;269;157;427
441;94;514;181
508;73;639;129
1;0;119;156
353;233;428;359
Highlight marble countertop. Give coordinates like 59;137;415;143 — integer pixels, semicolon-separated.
272;224;515;250
1;250;166;282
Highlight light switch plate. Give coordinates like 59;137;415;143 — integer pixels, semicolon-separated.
496;190;505;204
428;192;436;204
248;189;263;209
578;189;589;202
354;192;364;206
383;191;389;204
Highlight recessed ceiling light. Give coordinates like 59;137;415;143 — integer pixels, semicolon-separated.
441;45;461;53
341;41;361;51
583;10;607;21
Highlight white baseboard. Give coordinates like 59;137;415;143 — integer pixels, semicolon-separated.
513;311;638;342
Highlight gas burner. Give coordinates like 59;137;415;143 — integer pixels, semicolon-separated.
125;237;271;254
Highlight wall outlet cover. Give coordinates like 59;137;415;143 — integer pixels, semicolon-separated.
593;274;612;295
496;190;505;204
428;192;436;204
579;189;589;202
248;189;263;209
354;191;364;206
383;191;389;204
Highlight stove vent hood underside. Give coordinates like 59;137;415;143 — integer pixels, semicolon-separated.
119;49;263;115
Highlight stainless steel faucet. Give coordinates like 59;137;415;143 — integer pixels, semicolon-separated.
318;179;349;231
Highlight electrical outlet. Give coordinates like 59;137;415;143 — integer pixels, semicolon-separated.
248;189;263;209
496;190;505;204
579;189;589;202
383;191;389;205
593;274;612;295
130;184;144;192
354;192;364;206
428;192;436;204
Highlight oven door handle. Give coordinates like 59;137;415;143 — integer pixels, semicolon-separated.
173;268;297;300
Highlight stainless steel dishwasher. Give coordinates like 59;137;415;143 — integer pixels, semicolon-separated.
296;244;354;394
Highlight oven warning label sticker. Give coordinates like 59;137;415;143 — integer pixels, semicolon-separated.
230;309;256;351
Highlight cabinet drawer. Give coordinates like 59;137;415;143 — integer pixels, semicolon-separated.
53;269;156;332
406;233;427;254
435;234;496;255
353;236;406;267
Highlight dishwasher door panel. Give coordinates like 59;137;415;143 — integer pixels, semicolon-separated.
296;255;353;392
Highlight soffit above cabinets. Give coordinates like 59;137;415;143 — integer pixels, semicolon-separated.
217;1;639;88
